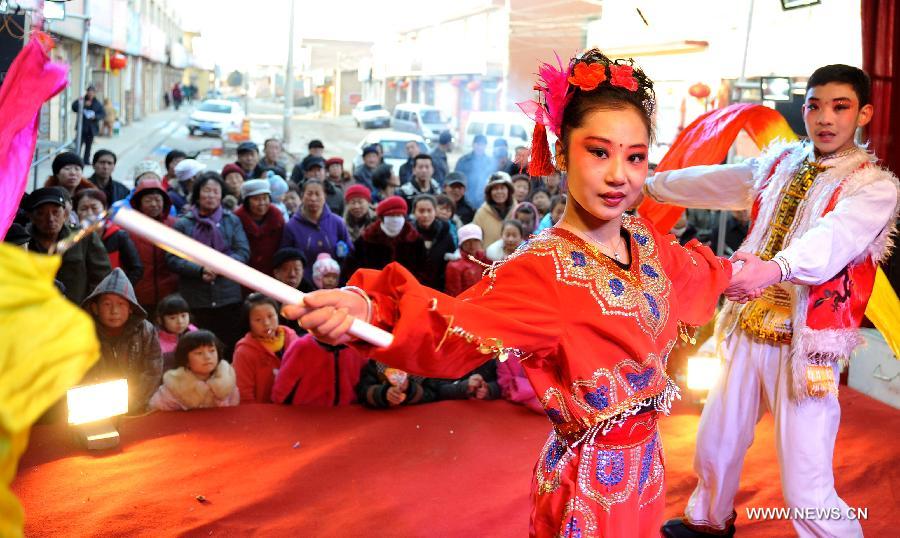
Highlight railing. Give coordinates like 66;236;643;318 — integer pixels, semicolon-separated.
30;140;75;191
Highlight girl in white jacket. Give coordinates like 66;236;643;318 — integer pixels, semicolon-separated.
149;330;239;411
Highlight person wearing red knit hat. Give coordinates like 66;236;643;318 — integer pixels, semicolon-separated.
343;184;375;242
343;195;424;279
221;163;245;201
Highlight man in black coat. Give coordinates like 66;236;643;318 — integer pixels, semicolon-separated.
89;149;130;204
72;85;106;163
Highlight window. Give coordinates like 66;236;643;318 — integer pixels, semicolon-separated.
510;124;528;140
486;123;504;136
410;112;418;123
364;104;384;112
198;102;231;114
421;110;442;124
466;122;483;135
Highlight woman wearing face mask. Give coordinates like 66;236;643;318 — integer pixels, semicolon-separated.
343;195;425;280
281;179;354;284
73;188;144;285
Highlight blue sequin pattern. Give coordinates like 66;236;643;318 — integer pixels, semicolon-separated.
608;278;625;297
626;368;656;391
564;516;583;538
546;408;566;424
639;433;658;493
640;263;659;279
584;386;610;410
571;251;587;267
643;292;660;319
595;449;626;487
544;439;566;471
633;232;648;246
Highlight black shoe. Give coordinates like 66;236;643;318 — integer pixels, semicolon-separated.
661;518;736;538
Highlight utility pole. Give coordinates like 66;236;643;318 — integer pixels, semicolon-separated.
74;0;91;156
283;0;296;144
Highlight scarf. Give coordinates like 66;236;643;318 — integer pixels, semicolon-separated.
190;205;229;253
256;326;286;354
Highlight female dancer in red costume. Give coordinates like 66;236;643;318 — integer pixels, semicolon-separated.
287;49;731;537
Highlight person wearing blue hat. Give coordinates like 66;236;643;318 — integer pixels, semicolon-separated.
454;134;494;207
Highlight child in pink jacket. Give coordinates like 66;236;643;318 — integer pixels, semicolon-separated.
496;358;542;414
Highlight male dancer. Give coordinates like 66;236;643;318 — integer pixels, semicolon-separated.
647;64;898;537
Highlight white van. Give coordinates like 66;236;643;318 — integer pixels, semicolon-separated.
391;103;451;143
462;111;533;153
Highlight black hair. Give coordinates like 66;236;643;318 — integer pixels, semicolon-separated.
190;171;226;204
413;153;433;165
371;164;394;190
242;293;280;325
300;178;325;195
435;193;456;213
559;49;656;151
172;330;223;371
412;194;437;210
308;139;324;149
156;293;191;321
92;149;117;165
806;64;871;106
165;149;187;170
501;218;526;238
549;193;567;212
263;138;281;149
529;186;550;201
73;188;108;210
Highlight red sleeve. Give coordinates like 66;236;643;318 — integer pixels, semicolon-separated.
232;338;257;404
347;255;562;380
444;262;462;297
652;226;732;326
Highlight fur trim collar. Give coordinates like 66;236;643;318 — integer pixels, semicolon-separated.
162;360;237;408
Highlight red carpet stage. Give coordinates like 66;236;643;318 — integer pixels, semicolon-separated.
13;389;898;536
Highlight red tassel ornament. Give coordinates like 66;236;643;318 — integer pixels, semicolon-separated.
528;122;556;177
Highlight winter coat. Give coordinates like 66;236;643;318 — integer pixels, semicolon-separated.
71;97;105;135
235;204;285;277
425;361;501;401
324;180;345;216
81;268;163;413
344;220;425;281
351;165;377;193
149;360;239;411
89;174;131;205
413;218;455;291
398;178;441;211
431;146;449;183
43;174;95;195
355;360;438;409
444;250;491;297
271;335;368;406
281;205;353;282
132;212;179;309
453;197;476;225
166;209;250;308
454;152;494;207
232;327;299;403
497;357;543;414
101;224;144;285
27;223;111;304
473;201;514;247
343;206;376;242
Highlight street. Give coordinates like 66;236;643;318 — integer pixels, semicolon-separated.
45;98;464;192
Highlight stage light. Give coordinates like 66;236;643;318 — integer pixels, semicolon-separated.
67;379;128;450
686;355;721;392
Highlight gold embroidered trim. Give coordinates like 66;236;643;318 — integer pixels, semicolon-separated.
738;283;794;344
758;159;826;260
434;314;530;362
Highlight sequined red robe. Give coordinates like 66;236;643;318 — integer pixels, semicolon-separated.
349;215;731;537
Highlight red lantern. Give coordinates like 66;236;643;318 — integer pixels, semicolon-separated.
400;79;410;89
450;77;462;87
466;79;481;92
110;52;127;71
689;82;710;99
388;80;397;89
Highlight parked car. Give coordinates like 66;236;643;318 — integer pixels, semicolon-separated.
462;111;532;153
187;99;244;137
391;103;451;143
352;101;391;129
352;131;429;172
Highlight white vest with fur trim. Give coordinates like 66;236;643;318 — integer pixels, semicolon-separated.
721;141;899;400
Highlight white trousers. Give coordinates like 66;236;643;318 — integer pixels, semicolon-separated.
684;328;863;537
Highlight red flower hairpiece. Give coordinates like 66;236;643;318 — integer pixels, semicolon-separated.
609;64;638;92
568;61;606;91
